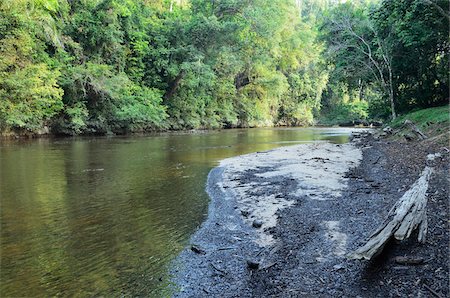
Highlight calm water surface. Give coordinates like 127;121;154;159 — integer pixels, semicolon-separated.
1;127;355;297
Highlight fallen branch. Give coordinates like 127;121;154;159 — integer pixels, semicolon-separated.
423;283;443;298
348;165;433;260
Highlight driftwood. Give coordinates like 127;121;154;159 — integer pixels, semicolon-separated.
404;119;427;140
348;165;433;260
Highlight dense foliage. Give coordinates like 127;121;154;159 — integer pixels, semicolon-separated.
0;0;448;134
320;0;449;121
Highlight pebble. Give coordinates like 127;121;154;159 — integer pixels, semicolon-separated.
247;260;260;270
252;220;263;228
241;210;250;217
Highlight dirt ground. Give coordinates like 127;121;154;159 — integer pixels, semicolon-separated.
171;132;449;297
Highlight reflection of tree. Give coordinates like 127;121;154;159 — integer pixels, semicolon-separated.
60;137;207;295
1;141;70;296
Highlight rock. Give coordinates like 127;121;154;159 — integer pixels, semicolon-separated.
383;126;393;134
404;133;415;141
370;182;381;188
241;210;250;217
333;264;345;271
371;121;383;127
191;245;206;255
246;260;260;270
252;220;263;228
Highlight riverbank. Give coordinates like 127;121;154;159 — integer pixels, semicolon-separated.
171;129;449;297
0;125;355;140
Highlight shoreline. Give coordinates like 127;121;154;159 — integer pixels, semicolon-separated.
171;166;260;296
170;132;449;297
0;124;375;140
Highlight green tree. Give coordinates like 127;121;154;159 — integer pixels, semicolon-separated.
0;0;64;132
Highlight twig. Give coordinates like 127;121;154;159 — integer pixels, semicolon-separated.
255;247;266;257
261;261;277;270
210;263;227;275
372;156;381;165
423;283;443;298
217;247;236;251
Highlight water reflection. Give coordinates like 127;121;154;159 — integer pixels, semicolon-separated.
1;127;354;296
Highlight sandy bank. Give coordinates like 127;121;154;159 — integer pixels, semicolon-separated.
171;141;363;296
171;133;448;297
220;142;362;246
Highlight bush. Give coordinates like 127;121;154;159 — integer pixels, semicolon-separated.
0;64;63;132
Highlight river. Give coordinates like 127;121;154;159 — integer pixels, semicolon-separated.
0;127;355;297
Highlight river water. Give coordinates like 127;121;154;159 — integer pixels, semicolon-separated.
0;127;355;297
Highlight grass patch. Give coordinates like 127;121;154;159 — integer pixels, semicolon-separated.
390;105;449;129
387;105;449;145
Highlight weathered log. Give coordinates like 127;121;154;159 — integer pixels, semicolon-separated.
404;119;427;140
348;166;433;260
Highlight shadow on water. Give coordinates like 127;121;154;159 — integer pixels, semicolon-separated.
0;127;357;296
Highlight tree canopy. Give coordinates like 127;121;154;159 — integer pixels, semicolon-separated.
0;0;448;134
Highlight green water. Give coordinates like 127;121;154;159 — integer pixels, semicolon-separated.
0;127;354;297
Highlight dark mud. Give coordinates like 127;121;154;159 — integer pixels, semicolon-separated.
171;134;449;297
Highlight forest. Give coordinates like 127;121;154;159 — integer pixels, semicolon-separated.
0;0;448;135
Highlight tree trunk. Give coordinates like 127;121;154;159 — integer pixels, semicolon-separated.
358;79;364;101
164;72;184;101
388;68;396;119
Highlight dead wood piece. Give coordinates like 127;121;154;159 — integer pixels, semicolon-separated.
348;166;433;260
423;283;444;298
191;245;206;255
210;263;227;275
311;157;330;163
372;156;382;165
404;119;427;140
404;133;416;141
394;256;424;265
261;261;277;270
217;247;236;251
